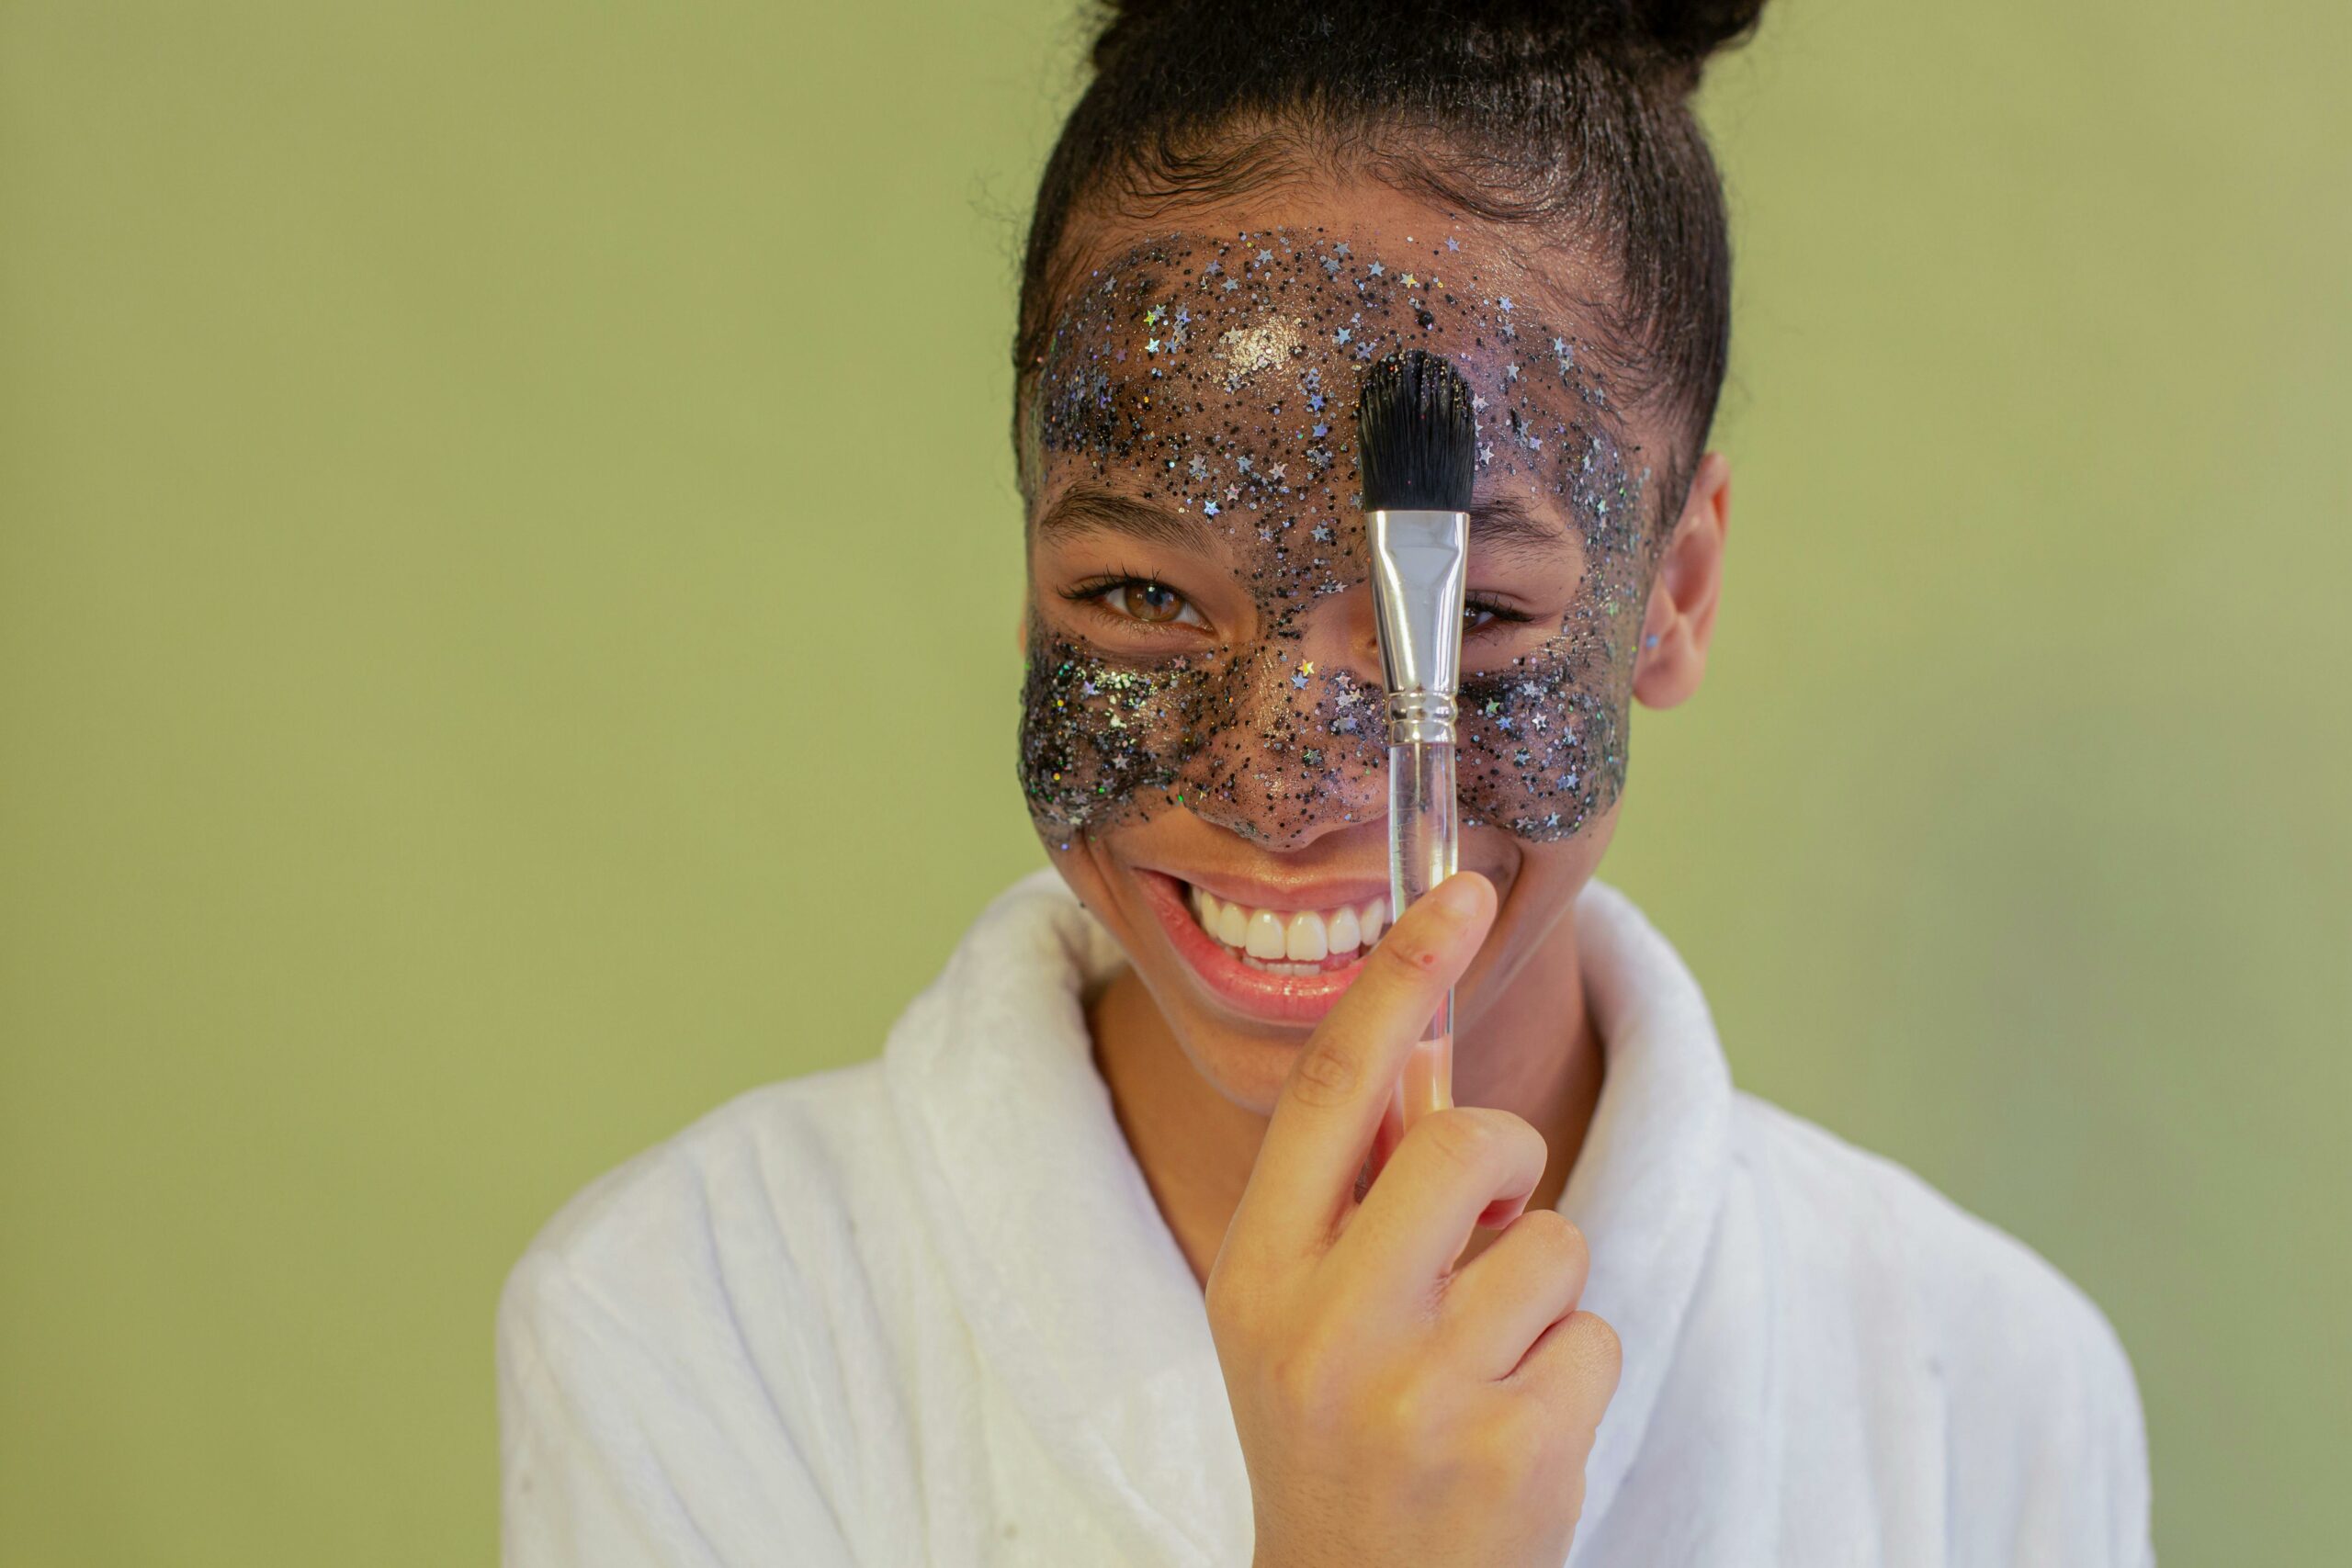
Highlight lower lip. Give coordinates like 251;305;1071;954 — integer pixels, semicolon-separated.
1134;868;1369;1027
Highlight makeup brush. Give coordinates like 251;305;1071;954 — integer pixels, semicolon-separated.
1357;349;1477;1136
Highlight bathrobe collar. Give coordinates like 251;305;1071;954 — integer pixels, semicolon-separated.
881;867;1733;1566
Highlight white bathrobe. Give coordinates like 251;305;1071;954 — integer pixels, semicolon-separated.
498;869;2154;1566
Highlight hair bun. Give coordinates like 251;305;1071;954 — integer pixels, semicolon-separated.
1623;0;1770;73
1091;2;1768;91
1450;0;1769;83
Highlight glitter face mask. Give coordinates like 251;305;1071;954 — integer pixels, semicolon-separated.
1018;228;1666;852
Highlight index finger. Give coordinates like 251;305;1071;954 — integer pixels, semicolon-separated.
1228;871;1497;1263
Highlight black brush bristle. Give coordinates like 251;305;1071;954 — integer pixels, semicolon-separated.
1356;349;1477;513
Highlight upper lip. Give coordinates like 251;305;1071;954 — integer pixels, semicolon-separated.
1139;864;1392;912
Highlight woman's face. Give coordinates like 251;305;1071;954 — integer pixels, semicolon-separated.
1018;197;1679;1109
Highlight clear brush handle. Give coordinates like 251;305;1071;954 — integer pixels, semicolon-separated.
1388;736;1457;1129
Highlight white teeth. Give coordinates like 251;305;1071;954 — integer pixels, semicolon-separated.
1245;908;1288;960
1182;884;1392;967
1283;910;1328;962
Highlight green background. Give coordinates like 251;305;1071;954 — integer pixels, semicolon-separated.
4;2;2344;1562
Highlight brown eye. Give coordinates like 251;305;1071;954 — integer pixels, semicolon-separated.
1105;581;1205;627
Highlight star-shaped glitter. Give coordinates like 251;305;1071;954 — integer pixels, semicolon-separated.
1225;484;1240;501
1334;327;1351;344
1498;296;1514;311
1222;277;1239;291
1204;501;1219;516
1400;273;1418;288
1472;393;1488;411
1300;660;1316;675
1367;261;1385;276
1291;672;1308;689
1335;242;1351;258
1145;304;1164;324
1146;338;1160;354
1267;464;1286;481
1256;248;1273;265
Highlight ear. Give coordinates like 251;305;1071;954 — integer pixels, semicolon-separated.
1631;450;1730;711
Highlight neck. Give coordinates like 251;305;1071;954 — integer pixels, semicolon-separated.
1088;905;1606;1289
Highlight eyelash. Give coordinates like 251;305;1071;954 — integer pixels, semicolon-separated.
1062;573;1536;634
1061;573;1210;634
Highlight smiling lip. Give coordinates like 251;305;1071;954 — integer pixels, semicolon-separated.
1133;867;1379;1027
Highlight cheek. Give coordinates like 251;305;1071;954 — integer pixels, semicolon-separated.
1456;572;1646;842
1016;627;1213;845
1456;649;1623;840
1015;624;1393;845
1460;427;1662;844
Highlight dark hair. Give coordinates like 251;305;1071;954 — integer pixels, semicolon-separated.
1013;0;1769;523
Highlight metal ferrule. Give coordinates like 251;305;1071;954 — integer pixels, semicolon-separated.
1386;690;1457;746
1369;508;1470;744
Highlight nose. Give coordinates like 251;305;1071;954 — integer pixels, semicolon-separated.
1176;599;1391;852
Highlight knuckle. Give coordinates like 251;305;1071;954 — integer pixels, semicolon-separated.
1409;1106;1533;1177
1411;1107;1504;1172
1367;1368;1442;1441
1512;1209;1589;1275
1498;1112;1549;1168
1286;1033;1363;1108
1465;1413;1546;1494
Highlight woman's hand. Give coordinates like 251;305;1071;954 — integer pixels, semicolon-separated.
1205;871;1620;1568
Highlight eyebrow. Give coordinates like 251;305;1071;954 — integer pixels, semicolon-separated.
1034;483;1572;561
1466;493;1570;564
1035;487;1216;552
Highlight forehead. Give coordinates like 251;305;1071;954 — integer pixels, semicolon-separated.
1024;226;1649;560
